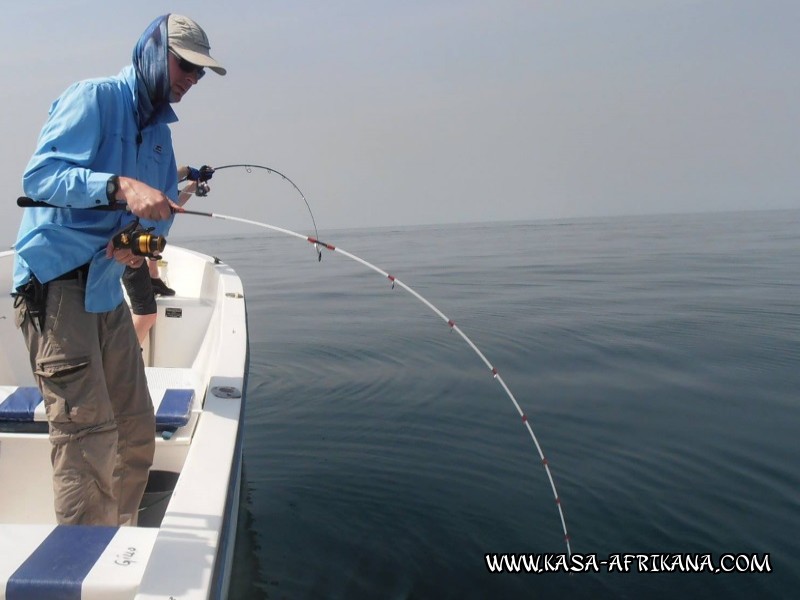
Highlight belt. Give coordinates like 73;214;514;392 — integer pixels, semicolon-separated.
53;264;90;281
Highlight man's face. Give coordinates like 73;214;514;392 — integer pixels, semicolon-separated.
167;49;204;103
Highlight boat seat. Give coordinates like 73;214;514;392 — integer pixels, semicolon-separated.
0;524;158;600
0;368;201;435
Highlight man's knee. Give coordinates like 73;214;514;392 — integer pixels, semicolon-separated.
51;428;118;525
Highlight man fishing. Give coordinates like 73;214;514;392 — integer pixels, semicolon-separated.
12;14;225;526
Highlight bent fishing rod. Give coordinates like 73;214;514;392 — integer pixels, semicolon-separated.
184;163;322;259
17;194;573;557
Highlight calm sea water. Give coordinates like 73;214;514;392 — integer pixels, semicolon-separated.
181;209;798;599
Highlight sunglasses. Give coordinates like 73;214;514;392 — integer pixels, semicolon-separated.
169;48;205;80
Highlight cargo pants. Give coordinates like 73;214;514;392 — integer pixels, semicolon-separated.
16;277;155;526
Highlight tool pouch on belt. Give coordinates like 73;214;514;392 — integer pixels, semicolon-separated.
12;277;48;331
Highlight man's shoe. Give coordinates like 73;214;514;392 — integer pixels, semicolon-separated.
151;278;176;296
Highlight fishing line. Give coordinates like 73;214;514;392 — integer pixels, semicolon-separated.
179;207;573;557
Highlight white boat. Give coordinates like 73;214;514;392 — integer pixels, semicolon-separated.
0;244;248;600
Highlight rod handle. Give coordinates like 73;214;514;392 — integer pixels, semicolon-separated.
17;196;125;211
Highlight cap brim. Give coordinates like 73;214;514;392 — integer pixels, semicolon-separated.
172;46;226;76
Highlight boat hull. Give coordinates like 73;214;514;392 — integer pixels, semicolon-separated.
0;245;249;600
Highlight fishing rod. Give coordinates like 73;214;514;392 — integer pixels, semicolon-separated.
180;207;574;558
187;163;322;259
16;195;573;556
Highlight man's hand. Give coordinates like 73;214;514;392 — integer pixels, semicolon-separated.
116;177;181;220
105;238;146;269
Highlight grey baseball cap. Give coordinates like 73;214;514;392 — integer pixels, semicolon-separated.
168;14;226;75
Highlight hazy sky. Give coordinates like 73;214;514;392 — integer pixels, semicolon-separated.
1;0;797;242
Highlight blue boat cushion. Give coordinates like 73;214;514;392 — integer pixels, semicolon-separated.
0;385;195;430
0;387;44;421
6;525;118;600
154;388;195;428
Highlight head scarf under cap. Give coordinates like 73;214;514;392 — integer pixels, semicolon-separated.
131;14;170;130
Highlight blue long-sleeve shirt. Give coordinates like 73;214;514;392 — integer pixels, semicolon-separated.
13;65;179;312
